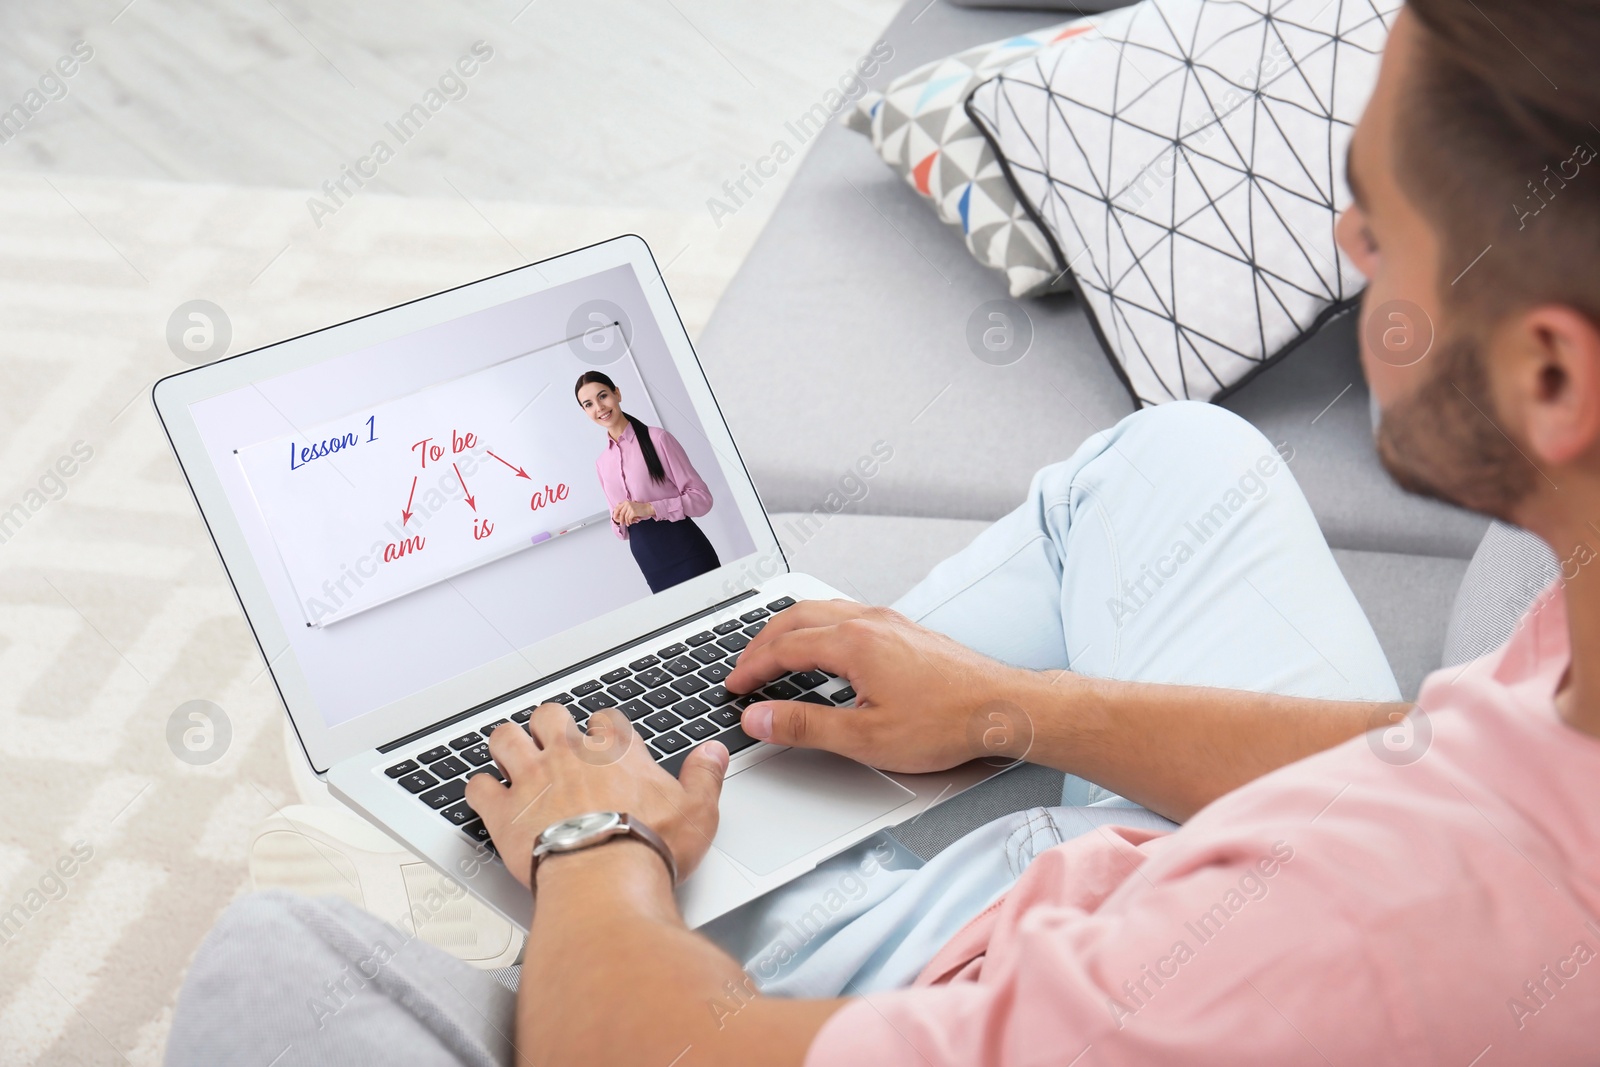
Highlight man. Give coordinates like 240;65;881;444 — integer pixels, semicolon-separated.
168;1;1600;1063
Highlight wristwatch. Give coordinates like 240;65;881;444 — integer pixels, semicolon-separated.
529;811;677;891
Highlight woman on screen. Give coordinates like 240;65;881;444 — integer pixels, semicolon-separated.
575;371;720;593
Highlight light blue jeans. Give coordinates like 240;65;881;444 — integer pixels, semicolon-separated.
165;403;1400;1065
699;401;1399;996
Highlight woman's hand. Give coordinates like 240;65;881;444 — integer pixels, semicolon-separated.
612;499;657;525
724;601;1046;773
465;705;728;889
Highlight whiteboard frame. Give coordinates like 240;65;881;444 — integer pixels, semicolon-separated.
153;235;788;773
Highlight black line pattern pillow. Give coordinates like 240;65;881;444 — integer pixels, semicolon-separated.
967;0;1398;404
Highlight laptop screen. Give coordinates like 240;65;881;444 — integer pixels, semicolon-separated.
184;262;759;732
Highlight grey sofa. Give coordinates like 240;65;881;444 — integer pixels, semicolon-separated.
698;0;1492;706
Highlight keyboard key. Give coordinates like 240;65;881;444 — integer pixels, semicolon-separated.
740;608;770;623
717;633;750;654
791;670;827;690
708;705;741;729
510;709;533;724
396;770;438;794
795;692;831;705
463;764;502;782
697;663;731;684
565;704;589;724
743;620;767;637
546;692;575;705
643;688;679;709
607;679;645;700
670;675;709;696
579;692;617;714
767;596;796;612
686;630;717;646
480;718;510;735
420;779;467;809
633;721;655;740
712;619;744;635
643;711;682;732
600;667;632;684
689;645;724;665
701;684;735;707
651;730;690;756
618;698;654;721
664;656;698;677
461;743;493;766
429;756;468;779
384;760;418;778
682;718;719;742
657;642;689;659
449;733;480;751
717;724;759;754
636;667;672;689
462;820;491;845
832;686;857;705
672;696;710;719
417;746;450;765
571;679;604;697
629;655;660;671
761;680;800;701
440;801;478;826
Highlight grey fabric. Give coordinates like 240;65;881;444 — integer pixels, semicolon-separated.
166;891;515;1067
1440;522;1561;668
698;14;1490;560
770;510;989;606
1329;548;1470;701
887;762;1068;859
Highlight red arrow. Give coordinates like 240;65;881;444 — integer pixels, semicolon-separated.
453;462;476;511
401;476;417;526
486;449;531;479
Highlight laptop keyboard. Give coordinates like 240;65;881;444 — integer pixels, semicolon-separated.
382;596;858;854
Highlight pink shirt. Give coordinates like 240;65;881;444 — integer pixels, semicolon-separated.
808;586;1600;1065
595;422;712;540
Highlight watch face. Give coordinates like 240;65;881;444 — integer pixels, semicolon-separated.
544;811;620;848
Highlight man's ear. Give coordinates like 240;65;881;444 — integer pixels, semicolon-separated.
1509;305;1600;466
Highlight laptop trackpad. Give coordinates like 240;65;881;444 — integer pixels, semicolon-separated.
713;749;915;876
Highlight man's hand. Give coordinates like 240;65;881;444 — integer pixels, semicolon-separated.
465;704;727;887
724;600;1033;773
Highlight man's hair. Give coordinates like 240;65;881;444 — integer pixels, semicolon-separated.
1400;0;1600;326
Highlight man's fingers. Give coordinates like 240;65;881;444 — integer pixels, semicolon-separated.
727;619;863;693
487;719;541;781
741;698;859;755
741;599;863;657
528;701;578;748
676;740;729;814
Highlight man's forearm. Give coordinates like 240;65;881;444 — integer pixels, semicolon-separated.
518;840;842;1066
1007;670;1403;822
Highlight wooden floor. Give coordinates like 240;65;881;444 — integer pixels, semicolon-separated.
0;1;899;1063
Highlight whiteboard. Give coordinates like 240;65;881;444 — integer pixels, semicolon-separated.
236;330;658;627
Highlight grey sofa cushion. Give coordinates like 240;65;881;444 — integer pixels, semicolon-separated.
699;117;1489;558
699;0;1489;560
1440;522;1560;668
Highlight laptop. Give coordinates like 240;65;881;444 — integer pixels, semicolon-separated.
154;235;999;929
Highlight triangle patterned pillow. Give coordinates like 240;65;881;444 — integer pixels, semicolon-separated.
967;0;1398;404
843;21;1100;298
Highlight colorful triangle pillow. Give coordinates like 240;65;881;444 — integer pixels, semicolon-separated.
843;21;1100;298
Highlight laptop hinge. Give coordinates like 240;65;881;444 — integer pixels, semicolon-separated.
378;588;763;754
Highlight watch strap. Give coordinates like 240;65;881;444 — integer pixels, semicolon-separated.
529;812;677;893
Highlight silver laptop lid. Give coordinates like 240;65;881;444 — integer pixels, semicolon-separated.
154;235;785;772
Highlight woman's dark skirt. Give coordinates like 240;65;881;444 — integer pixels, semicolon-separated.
628;516;721;593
